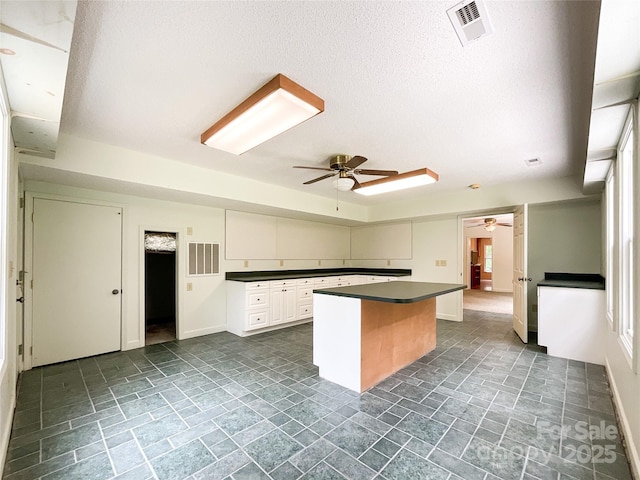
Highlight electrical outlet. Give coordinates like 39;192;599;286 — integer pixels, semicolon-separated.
280;260;284;267
244;260;249;268
187;227;193;235
186;283;193;291
386;260;391;266
318;260;321;266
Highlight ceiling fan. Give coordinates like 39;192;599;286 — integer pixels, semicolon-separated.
467;217;513;231
293;155;398;191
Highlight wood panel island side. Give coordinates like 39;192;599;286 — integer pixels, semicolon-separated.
313;281;465;393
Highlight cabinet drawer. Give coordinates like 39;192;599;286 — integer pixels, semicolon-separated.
296;278;313;286
247;290;268;307
313;277;332;286
246;281;269;290
270;280;296;289
246;310;269;330
298;287;313;301
298;304;313;319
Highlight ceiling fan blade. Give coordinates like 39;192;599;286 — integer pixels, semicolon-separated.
303;173;336;185
350;176;362;190
293;165;334;171
345;155;367;169
354;169;398;176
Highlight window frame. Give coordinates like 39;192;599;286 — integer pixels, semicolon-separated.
616;106;636;364
605;165;616;330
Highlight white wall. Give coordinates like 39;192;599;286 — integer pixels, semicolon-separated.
226;211;350;260
527;199;602;331
351;222;412;260
463;225;513;292
0;97;18;475
25;182;228;350
351;218;461;321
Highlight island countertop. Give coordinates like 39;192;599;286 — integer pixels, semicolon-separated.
314;281;465;304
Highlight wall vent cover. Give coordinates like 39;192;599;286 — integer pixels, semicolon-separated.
447;0;494;47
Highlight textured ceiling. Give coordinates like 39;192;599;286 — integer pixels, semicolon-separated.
22;1;603;205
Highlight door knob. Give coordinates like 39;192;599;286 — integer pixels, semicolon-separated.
517;277;524;281
16;297;24;303
112;289;120;295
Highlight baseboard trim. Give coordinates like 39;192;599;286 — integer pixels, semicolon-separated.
605;357;640;480
491;288;513;294
181;325;226;340
437;313;461;322
229;318;313;337
124;340;142;351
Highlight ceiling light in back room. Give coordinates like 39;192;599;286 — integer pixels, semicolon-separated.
201;74;324;155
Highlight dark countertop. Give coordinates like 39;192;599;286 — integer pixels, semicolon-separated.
537;273;605;290
226;268;411;282
313;281;466;304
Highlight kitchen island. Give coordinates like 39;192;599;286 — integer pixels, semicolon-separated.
313;281;465;393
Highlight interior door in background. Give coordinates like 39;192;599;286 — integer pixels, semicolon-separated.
32;198;122;367
513;204;528;343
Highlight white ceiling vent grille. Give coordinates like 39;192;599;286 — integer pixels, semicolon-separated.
447;0;494;47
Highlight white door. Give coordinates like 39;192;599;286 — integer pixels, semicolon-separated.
32;198;122;366
513;204;528;343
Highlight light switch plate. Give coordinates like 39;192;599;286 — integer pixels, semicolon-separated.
186;283;193;291
187;227;193;235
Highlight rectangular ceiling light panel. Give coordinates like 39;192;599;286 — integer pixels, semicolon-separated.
201;74;324;155
354;168;439;196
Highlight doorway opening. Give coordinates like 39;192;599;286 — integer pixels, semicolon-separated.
145;231;177;345
462;214;514;315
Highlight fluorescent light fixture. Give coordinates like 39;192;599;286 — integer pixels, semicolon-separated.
201;74;324;155
353;168;439;196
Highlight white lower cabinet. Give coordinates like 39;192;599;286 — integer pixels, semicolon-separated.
227;274;404;336
270;280;297;325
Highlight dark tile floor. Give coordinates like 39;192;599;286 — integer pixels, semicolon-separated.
3;310;633;480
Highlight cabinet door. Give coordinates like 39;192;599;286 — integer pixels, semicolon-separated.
270;289;284;324
284;288;297;322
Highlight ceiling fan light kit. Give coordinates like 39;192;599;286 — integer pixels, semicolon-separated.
353;168;439;196
201;74;324;155
333;176;355;191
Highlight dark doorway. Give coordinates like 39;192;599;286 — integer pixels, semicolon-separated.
145;232;177;345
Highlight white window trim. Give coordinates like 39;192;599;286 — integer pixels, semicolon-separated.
616;106;636;367
605;166;616;329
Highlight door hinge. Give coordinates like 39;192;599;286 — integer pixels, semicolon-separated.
18;344;23;355
31;212;34;223
19;197;24;208
30;346;33;355
30;279;33;289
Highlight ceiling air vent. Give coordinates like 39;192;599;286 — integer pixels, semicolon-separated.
447;0;494;47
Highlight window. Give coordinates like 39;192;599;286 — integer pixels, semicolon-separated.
618;110;635;359
484;244;493;273
605;167;616;328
